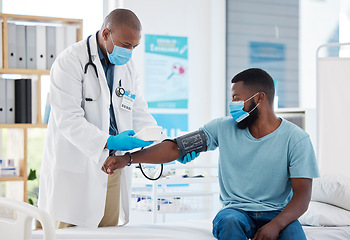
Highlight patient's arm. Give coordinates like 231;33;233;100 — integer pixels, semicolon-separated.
102;141;179;174
252;178;312;240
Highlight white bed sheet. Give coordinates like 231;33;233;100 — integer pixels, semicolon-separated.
303;226;350;240
32;220;350;240
32;220;215;240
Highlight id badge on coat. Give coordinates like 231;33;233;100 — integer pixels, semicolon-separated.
121;90;135;111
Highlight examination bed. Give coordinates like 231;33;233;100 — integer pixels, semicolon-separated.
30;220;350;240
2;175;350;240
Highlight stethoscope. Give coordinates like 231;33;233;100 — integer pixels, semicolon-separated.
83;35;125;102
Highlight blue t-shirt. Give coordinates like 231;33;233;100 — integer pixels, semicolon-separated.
200;117;319;212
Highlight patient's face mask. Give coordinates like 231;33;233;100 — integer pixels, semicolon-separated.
229;92;260;122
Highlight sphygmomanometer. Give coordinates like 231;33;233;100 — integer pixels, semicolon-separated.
135;127;208;181
164;130;207;159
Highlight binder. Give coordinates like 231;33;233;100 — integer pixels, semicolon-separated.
25;25;37;69
6;79;15;124
15;79;32;123
36;25;46;70
46;26;56;69
26;79;32;123
0;23;3;68
31;79;37;124
16;25;26;69
7;23;17;68
55;26;65;57
65;25;77;48
0;79;6;123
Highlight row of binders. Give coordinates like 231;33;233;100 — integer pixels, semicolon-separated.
0;78;32;124
2;23;77;70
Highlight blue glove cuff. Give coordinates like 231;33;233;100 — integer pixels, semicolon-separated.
106;135;114;150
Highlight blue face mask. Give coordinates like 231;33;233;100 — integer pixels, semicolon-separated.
229;92;260;122
105;31;133;66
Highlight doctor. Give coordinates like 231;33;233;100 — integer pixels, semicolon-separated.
38;9;165;228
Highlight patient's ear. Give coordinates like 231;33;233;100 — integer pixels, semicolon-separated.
257;92;265;103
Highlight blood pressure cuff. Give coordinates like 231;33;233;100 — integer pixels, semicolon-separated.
164;130;207;159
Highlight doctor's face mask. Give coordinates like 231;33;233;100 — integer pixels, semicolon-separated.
105;31;133;66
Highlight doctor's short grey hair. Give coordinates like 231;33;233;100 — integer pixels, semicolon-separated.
101;8;142;32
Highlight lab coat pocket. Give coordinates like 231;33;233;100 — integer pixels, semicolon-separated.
54;132;88;173
83;74;101;102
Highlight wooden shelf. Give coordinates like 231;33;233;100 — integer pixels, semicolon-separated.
0;176;26;182
0;68;50;75
0;13;82;25
0;13;83;203
0;124;47;129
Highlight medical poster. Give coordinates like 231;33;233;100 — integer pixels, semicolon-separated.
151;113;188;138
151;112;188;166
144;34;188;109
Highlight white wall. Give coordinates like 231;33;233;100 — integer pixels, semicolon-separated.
340;0;350;56
299;0;340;109
109;0;226;132
2;0;103;39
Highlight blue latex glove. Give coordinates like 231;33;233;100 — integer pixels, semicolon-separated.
107;130;153;151
177;151;200;164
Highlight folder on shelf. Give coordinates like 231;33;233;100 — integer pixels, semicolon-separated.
16;25;27;69
55;26;65;57
0;79;6;123
46;26;56;70
65;25;77;48
25;25;37;69
31;79;38;124
7;23;17;69
6;79;15;124
36;25;46;70
14;79;32;123
26;79;32;123
0;22;3;68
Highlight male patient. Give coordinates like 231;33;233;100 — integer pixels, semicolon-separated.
103;68;319;240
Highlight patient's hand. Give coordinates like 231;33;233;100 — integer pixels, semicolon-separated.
101;155;129;175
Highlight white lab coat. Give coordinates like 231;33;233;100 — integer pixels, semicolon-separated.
38;34;158;228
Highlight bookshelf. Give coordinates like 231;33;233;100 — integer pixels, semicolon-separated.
0;13;83;202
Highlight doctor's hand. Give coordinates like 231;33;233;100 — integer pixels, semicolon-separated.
107;130;153;151
176;151;200;164
101;155;129;175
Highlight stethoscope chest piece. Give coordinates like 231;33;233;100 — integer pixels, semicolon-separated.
115;87;125;97
115;79;125;97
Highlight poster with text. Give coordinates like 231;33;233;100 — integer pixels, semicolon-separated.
144;34;188;109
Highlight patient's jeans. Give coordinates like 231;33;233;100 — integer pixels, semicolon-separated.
212;207;307;240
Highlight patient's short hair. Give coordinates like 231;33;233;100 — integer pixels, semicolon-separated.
231;68;275;105
101;8;142;32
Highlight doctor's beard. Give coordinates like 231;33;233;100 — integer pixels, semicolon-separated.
237;100;259;130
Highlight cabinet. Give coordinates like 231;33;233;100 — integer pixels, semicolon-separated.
131;163;220;223
0;13;83;202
